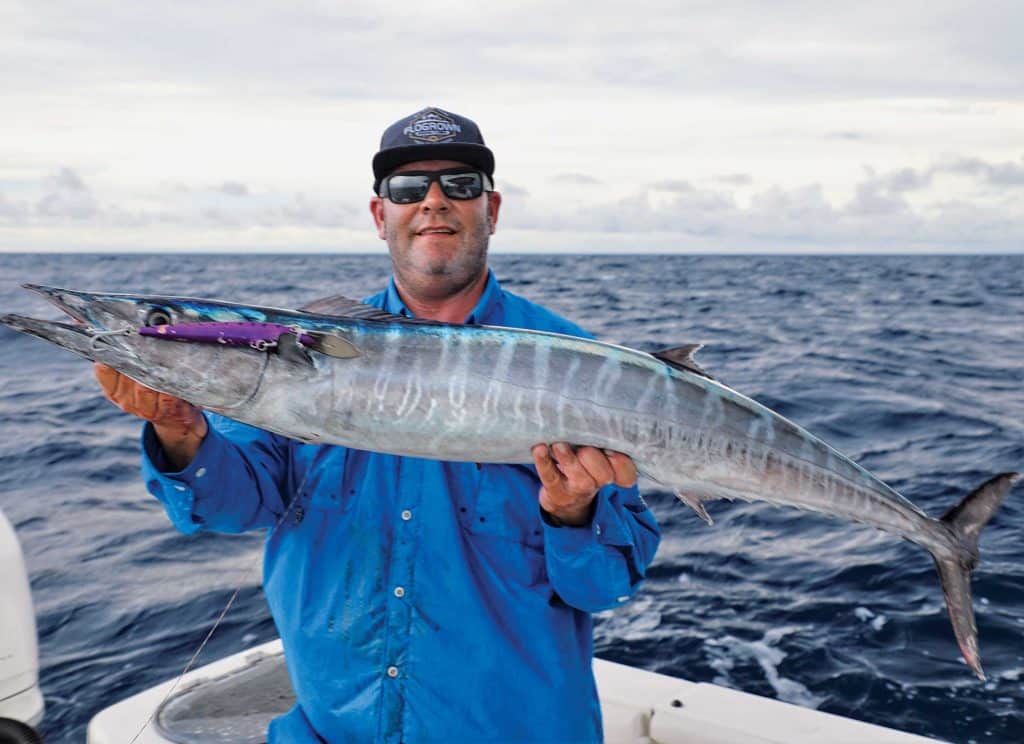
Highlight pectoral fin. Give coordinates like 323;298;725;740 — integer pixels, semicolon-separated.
305;332;361;359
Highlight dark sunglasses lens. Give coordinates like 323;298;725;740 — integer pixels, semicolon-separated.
439;172;483;200
386;175;430;204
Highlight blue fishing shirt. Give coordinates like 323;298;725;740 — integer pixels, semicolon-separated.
141;271;661;743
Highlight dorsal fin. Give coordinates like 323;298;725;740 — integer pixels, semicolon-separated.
652;343;715;380
298;294;409;323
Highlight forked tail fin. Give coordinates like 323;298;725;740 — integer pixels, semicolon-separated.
933;472;1020;680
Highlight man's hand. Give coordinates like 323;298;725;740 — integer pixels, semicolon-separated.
531;443;637;527
94;363;207;470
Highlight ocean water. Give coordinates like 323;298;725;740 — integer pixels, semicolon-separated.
0;253;1021;744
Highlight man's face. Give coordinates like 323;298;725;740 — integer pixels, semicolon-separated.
369;159;502;301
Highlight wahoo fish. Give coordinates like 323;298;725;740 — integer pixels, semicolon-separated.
1;284;1017;680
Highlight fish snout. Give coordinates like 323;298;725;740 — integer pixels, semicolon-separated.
24;284;100;324
0;313;122;361
23;284;138;331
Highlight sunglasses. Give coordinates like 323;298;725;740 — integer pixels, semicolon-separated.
378;168;493;204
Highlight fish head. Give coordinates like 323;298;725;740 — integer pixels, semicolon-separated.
5;287;274;411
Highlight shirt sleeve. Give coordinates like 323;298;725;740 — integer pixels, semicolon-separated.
541;483;660;613
140;413;292;535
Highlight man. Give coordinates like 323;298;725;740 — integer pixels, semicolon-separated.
96;107;661;742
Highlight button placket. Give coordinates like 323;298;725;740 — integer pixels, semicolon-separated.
380;458;423;729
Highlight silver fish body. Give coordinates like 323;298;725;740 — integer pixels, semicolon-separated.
1;284;1017;680
247;322;942;544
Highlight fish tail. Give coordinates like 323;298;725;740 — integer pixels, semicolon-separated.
932;472;1019;680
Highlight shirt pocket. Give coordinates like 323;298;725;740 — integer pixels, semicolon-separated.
458;463;546;550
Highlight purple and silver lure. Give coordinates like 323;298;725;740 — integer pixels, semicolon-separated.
138;321;316;351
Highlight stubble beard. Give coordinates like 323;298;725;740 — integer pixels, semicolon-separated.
386;217;491;301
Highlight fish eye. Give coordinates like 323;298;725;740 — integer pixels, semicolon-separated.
144;308;174;327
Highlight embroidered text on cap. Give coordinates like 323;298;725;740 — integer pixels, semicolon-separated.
403;109;462;144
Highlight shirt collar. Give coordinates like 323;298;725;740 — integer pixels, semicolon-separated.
381;269;504;325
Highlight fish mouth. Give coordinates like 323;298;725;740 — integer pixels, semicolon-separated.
0;313;133;363
21;283;145;332
22;283;98;325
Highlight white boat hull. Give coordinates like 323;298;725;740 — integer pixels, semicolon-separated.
87;639;938;743
0;509;44;729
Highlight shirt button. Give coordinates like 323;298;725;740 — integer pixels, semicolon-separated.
386;666;399;678
401;509;412;521
394;586;405;598
595;524;602;535
195;467;207;478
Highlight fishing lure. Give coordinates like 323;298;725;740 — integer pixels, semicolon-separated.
138;321;359;358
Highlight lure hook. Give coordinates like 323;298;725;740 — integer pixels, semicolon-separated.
90;327;133;350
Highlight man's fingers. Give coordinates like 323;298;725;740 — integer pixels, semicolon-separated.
111;368;139;408
605;450;638;487
531;444;565;490
94;362;176;422
549;443;598;494
534;443;638;495
574;446;615;488
96;364;133;409
135;385;162;420
93;363;119;396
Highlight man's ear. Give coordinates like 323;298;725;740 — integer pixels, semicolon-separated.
369;197;387;240
486;191;502;235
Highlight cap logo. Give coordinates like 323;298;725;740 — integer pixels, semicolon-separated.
403;109;462;144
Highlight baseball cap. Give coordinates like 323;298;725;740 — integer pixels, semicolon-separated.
372;107;495;192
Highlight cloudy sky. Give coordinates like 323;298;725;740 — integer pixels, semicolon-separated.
2;0;1022;253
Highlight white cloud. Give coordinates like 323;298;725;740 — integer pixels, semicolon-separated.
845;181;909;217
0;188;27;219
1;168;359;233
35;167;100;220
941;156;1024;186
1;1;1022;251
499;182;530;199
550;173;602;186
219;181;249;197
2;152;1022;252
714;174;753;186
650;181;696;193
497;153;1024;251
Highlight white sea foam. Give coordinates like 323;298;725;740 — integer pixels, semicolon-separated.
854;606;887;631
595;597;663;641
704;628;826;709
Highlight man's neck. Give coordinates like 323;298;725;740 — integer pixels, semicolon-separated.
393;270;489;323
